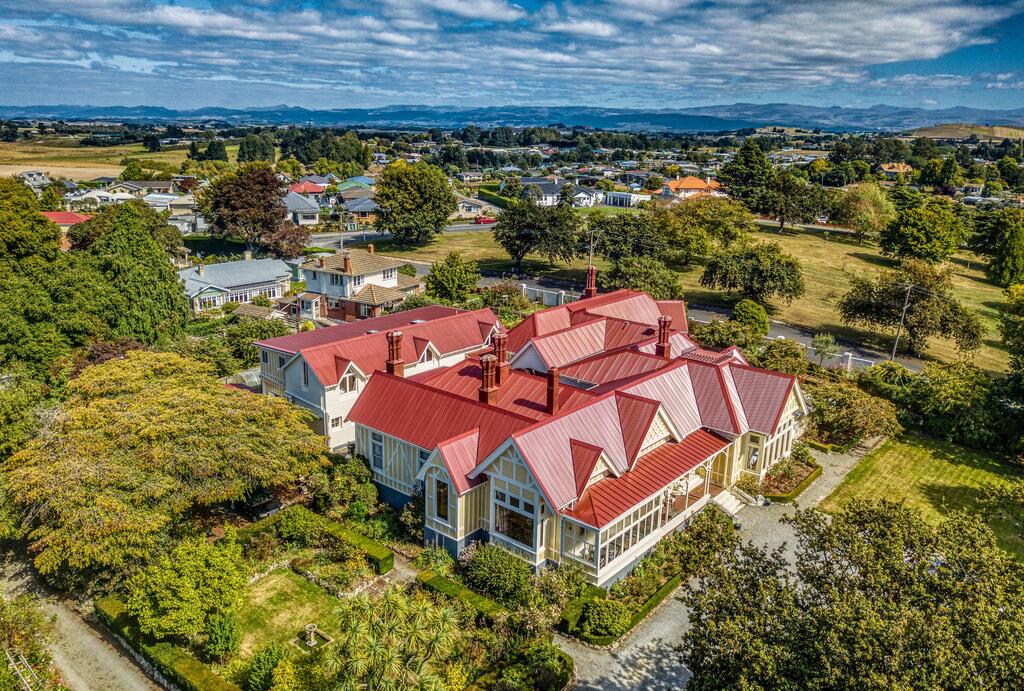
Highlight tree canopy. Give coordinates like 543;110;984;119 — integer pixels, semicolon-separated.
717;139;774;213
201;162;302;254
984;208;1024;288
3;351;327;578
682;501;1024;691
599;256;684;300
880;202;966;263
373;161;456;244
834;182;896;244
425;251;480;303
700;241;805;304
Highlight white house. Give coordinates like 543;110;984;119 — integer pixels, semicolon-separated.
178;255;292;314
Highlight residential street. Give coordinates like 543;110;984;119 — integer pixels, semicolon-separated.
556;443;872;690
0;555;159;691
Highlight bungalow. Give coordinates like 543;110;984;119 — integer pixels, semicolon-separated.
456;172;484;184
879;163;912;180
571;188;603;208
661;176;725;200
106;180;175;197
604;190;651;208
297;246;418;321
65;189;135;208
346;269;807;585
142;192;179;212
451;195;486;219
289;181;327;205
254;306;502;449
19;171;51;190
178;254;292;314
40;211;91;250
284;192;321;226
345;196;379;225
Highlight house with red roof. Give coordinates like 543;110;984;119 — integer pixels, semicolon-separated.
661;175;725;200
40;211;92;250
254;305;502;456
345;269;808;584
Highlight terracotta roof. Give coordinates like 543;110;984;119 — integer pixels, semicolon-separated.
289;181;326;194
881;162;912;173
664;176;720;192
40;211;92;226
350;284;408;306
410;360;597;420
347;372;535;495
566;429;729;528
302;248;405;276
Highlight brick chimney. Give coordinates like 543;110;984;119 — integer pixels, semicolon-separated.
197;263;205;277
546;366;561;415
492;333;509;385
583;266;598;299
343;251;353;274
479;354;498;405
656;315;672;358
367;243;375;255
318;256;326;268
386;331;404;377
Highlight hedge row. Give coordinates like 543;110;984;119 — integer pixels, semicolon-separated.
416;570;505;622
95;596;240;691
236;505;394;574
477;186;511;209
564;576;683;647
807;439;856;454
764;463;822;503
557;584;607;634
466;643;574;691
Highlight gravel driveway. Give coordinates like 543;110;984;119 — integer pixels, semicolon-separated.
1;555;158;691
557;443;870;690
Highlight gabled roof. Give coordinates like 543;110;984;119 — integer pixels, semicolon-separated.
347;373;535;495
350;284;408;306
40;211;91;226
302;248;402;276
725;363;796;434
664;176;720;192
177;258;291;297
290;181;325;194
570;440;604;499
284;191;319;213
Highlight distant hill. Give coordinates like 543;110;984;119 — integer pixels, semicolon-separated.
912;123;1024;140
2;103;1024;133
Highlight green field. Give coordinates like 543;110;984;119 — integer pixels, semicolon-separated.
820;434;1024;560
234;569;342;658
361;224;1010;371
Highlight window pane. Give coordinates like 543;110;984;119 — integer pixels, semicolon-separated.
435;480;449;521
495;505;534;548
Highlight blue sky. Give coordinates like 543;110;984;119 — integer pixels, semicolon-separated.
0;0;1022;111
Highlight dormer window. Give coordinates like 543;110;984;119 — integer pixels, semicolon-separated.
383;268;396;280
353;275;364;287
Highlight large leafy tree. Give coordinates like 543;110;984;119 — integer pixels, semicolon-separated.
654;196;754;262
837;259;982;355
424;251;480;303
983;208;1024;287
201;162;292;252
880;201;966;263
374;161;456;244
763;170;817;232
717;139;775;212
237;132;276;163
998;284;1024;373
3;351;327;578
682;501;1024;691
126;535;247;640
493;197;544;273
591;211;666;263
834;182;896;244
88;204;190;345
599;256;683;300
700;241;805;304
0;179;61;261
69;199;182;253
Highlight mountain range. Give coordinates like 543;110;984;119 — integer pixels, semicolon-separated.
2;103;1024;133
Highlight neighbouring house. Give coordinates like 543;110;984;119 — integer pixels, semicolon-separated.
19;171;51;191
106;180;175;197
451;195;486;219
346;268;808;585
90;176;116;188
604;190;652;208
289;181;326;204
64;189;135;209
299;174;335;186
178;254;292;314
40;211;91;250
254;306;502;448
167;193;208;235
339;186;373;204
142;192;179;212
879;162;913;180
661;176;725;199
284;191;321;226
456;172;484;183
345;196;379;225
295;246;419;321
571;188;603;207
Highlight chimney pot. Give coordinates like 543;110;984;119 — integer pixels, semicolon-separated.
386;330;404;377
492;333;509;385
367;243;375;255
318;256;326;268
479;354;498;405
546;366;561;415
343;251;353;275
656;315;672;358
584;266;598;299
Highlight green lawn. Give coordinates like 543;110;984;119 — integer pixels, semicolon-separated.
234;569;343;658
820;434;1024;560
359;223;1010;371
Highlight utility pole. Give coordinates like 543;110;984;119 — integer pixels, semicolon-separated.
890;284;913;361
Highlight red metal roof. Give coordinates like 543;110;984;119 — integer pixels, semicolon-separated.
561;349;670;387
726;363;796;434
347;372;535;495
570;440;604;498
566;429;729;528
289;181;326;194
41;211;91;226
410;360;596;420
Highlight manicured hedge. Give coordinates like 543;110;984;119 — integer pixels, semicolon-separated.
236;505;394;574
417;570;505;621
764;463;822;503
570;574;683;646
95;596;240;691
557;584;607;634
477;186;511;209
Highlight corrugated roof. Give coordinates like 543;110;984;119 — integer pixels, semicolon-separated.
560;349;669;387
566;430;729;528
686;361;744;435
284;191;319;212
40;211;91;226
726;363;795;434
178;258;291;297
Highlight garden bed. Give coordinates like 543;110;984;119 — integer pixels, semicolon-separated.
761;454;821;502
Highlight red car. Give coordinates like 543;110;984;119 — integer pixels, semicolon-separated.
474;216;497;224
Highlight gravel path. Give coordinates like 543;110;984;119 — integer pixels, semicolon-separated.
557;443;871;690
1;555;159;691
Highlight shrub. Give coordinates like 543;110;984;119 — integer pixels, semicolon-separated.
250;295;271;307
480;280;531;313
276;506;320;547
578;598;631;638
535;563;588;610
246;531;283;563
414;546;456;576
520;641;572;690
690;319;758;351
805;378;902;446
203;613;241;662
732;299;769;337
460;543;533;606
246;643;285;691
416;571;505;622
749;338;807;375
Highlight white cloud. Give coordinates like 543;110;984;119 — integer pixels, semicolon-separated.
539;18;619;38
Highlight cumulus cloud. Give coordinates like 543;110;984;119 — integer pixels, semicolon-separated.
0;0;1019;108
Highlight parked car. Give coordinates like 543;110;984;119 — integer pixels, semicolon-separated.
242;489;281;521
474;216;496;224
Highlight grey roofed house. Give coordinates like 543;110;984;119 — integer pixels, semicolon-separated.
299;174;332;186
284;191;320;213
345;196;379;213
178;258;292;298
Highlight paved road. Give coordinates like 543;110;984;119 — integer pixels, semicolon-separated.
309;222;483;249
1;554;159;691
556;443;871;690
